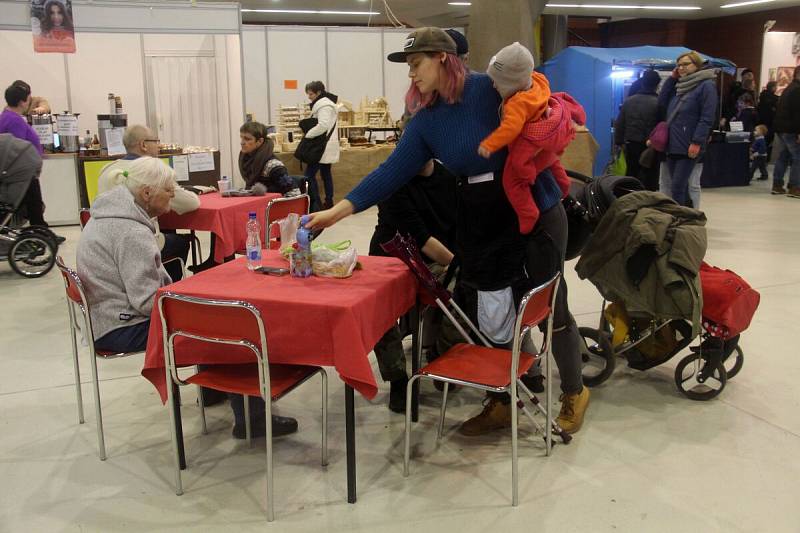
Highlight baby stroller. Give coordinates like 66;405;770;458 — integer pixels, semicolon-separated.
566;171;759;401
0;134;58;278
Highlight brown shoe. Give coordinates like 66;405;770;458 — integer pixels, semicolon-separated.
458;397;511;436
772;185;787;195
556;386;590;434
787;187;800;198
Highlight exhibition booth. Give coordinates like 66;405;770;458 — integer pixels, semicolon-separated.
540;46;737;177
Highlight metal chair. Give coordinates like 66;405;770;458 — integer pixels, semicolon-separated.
265;194;310;250
157;292;327;522
402;272;562;506
56;256;144;461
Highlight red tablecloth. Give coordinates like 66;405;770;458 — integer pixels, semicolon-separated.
158;192;280;262
142;251;417;402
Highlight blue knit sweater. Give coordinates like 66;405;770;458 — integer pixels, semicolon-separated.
345;73;562;213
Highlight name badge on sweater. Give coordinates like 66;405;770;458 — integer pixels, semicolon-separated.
467;172;494;185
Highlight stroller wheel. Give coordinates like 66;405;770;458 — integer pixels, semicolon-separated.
579;327;615;387
8;231;57;278
674;353;727;401
723;345;744;380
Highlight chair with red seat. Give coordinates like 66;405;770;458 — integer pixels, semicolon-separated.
157;292;327;522
402;272;563;507
265;194;310;250
56;255;144;461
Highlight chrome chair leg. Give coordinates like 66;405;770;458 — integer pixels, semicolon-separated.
437;382;449;440
88;351;106;461
197;374;207;435
166;377;184;495
68;312;84;424
244;394;252;447
511;384;519;507
264;395;274;522
545;351;553;456
321;370;328;467
403;375;422;476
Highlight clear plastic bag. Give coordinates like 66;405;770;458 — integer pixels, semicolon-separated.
278;213;300;249
312;245;358;278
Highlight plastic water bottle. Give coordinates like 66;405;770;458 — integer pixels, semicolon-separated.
246;211;262;270
290;215;313;277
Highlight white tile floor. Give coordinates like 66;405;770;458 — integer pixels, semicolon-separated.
1;180;799;532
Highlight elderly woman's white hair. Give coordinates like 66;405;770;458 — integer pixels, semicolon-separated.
106;156;176;195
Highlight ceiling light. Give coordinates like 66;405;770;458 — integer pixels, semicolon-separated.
546;4;701;9
448;2;472;5
241;9;381;15
721;0;774;8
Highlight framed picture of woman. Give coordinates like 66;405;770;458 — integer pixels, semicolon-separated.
31;0;76;53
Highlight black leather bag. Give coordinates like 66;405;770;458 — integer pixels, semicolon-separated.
294;119;337;165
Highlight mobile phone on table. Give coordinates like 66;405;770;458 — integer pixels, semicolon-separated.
256;265;289;276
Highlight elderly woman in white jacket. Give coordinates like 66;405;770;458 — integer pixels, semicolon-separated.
303;81;340;210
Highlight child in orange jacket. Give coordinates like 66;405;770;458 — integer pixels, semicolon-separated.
479;42;584;235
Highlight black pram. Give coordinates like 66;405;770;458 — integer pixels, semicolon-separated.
0;133;58;277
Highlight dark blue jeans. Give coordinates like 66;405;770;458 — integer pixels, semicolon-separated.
773;133;800;189
304;162;334;211
94;320;149;352
666;156;698;207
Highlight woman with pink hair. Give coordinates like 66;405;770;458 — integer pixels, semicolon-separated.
307;28;590;436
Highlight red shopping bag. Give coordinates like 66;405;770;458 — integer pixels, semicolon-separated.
699;262;760;339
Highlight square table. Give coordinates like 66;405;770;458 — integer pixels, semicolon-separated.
142;251;417;502
158;192;281;263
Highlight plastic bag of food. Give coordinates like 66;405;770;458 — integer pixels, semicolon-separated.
312;245;358;278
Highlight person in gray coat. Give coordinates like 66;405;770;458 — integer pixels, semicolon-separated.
78;156;299;439
77;156;175;353
614;69;661;190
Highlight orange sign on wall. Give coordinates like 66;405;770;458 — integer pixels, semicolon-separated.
284;80;298;90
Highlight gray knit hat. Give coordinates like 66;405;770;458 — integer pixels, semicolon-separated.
487;42;535;99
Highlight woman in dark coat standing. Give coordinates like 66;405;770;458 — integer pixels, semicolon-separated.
657;51;718;207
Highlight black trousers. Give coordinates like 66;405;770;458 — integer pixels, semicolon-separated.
625;141;660;192
749;157;768;180
21;177;47;226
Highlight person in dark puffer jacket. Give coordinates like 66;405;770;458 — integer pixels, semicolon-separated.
614;69;662;191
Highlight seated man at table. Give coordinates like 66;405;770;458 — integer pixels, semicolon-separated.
97;124;199;281
79;157;298;439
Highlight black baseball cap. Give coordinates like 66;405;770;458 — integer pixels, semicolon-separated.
387;27;457;63
445;29;468;56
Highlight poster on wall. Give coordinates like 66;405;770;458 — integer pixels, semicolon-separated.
31;0;76;54
760;32;800;95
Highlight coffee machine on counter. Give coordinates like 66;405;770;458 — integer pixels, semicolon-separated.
55;112;80;153
30;114;54;152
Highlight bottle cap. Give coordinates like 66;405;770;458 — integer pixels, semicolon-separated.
248;211;256;218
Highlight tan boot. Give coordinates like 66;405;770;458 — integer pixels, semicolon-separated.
458;397;511;436
556;386;590;434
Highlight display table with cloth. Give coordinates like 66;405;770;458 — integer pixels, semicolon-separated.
277;145;395;203
700;140;750;188
158;192;280;263
142;251;417;502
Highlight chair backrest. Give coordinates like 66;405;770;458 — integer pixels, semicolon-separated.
510;272;561;379
157;292;272;392
266;194;310;249
79;209;91;229
56;255;96;351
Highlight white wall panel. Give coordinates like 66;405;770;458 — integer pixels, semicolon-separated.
66;32;146;135
0;0;240;34
327;29;383;117
383;30;412;121
266;27;326;124
241;27;269;124
0;30;69;114
143;34;215;55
